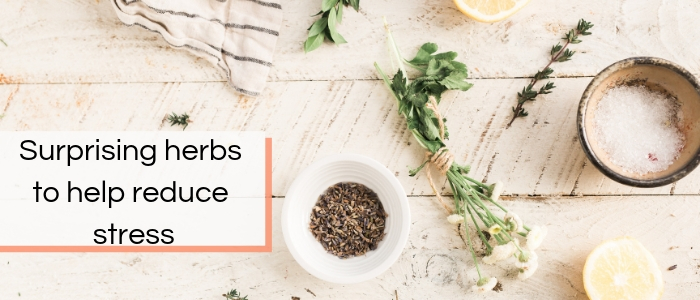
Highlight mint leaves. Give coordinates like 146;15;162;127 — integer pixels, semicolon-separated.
375;42;472;153
304;0;360;53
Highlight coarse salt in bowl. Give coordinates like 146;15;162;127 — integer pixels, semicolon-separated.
578;57;700;187
281;154;410;284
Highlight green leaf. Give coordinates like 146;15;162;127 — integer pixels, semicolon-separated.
304;33;325;53
439;72;473;91
349;0;360;11
311;10;324;17
327;7;347;44
449;61;468;74
408;160;429;177
407;43;438;65
322;0;339;12
433;51;458;62
423;119;440;141
550;43;562;56
331;31;347;44
425;59;440;76
406;92;429;107
308;17;328;37
336;3;343;23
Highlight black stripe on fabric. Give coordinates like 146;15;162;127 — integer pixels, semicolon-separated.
126;22;262;96
246;0;282;9
122;0;279;36
207;44;273;67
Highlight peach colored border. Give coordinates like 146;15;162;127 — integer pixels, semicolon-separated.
0;138;273;253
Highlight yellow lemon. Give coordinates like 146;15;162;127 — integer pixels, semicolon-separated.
583;237;664;300
453;0;531;23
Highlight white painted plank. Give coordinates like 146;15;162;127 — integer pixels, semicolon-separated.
1;79;698;196
0;195;697;299
1;0;700;83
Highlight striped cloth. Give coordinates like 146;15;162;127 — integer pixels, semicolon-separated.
111;0;283;96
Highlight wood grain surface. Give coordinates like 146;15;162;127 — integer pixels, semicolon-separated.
1;0;699;299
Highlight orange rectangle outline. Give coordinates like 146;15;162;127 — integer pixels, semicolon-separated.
0;138;273;253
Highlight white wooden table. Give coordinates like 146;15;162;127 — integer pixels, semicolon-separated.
1;0;700;299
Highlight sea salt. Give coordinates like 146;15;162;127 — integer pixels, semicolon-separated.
593;85;684;174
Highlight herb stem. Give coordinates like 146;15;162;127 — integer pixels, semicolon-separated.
468;208;494;252
382;16;408;83
507;19;593;128
507;38;571;128
462;206;483;279
464;176;489;189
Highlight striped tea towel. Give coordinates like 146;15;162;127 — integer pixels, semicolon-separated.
111;0;283;96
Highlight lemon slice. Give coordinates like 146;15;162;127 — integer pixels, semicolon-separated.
453;0;531;23
583;237;664;300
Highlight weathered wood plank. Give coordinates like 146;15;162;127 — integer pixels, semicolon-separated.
0;195;697;299
1;79;698;196
1;0;700;83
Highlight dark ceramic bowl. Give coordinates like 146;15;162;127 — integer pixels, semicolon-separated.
578;57;700;187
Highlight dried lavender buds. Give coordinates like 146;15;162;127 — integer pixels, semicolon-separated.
309;182;387;258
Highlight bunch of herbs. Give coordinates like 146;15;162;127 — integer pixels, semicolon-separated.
374;19;547;293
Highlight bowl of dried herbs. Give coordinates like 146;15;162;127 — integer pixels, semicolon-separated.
281;154;410;284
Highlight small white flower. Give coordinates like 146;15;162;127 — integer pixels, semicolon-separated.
489;181;505;201
504;212;523;233
488;224;502;235
470;277;498;293
526;226;548;250
447;214;463;225
515;251;538;268
482;239;518;265
518;259;539;280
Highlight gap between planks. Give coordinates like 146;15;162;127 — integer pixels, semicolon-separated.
0;75;605;85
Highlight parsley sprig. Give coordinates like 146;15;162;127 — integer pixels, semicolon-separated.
304;0;360;53
373;20;472;151
507;19;593;127
375;42;472;150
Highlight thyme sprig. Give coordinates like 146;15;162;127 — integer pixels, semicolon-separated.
222;289;248;300
374;18;546;293
507;19;593;127
304;0;360;53
166;112;191;130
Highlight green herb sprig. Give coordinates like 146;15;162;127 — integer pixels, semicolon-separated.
304;0;359;53
507;19;593;127
0;38;7;47
166;112;191;130
222;289;248;300
375;18;545;292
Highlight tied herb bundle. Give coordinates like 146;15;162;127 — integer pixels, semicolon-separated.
304;0;360;53
374;19;547;293
508;19;594;127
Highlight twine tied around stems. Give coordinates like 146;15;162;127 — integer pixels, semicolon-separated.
423;97;455;214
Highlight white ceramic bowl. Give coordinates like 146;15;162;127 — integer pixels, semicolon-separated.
281;154;411;284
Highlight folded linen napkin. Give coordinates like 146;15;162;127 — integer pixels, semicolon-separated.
111;0;283;96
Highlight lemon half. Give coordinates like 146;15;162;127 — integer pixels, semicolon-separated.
453;0;531;23
583;237;664;300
